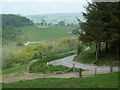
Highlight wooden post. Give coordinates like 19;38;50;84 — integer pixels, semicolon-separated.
28;64;30;73
110;66;113;72
96;44;98;61
73;64;75;73
79;68;82;78
95;67;97;75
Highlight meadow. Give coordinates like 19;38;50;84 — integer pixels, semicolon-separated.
2;18;71;55
19;26;75;42
3;26;75;54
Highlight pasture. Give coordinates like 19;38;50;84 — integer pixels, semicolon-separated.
19;26;75;42
3;26;75;54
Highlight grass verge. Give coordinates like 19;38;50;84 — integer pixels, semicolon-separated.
30;50;77;73
2;72;119;88
74;47;119;66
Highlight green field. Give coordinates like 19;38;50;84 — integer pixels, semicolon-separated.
2;50;77;74
74;46;119;66
19;26;75;42
2;72;119;88
3;26;75;54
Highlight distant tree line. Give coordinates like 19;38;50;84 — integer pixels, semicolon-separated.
2;14;34;27
2;14;34;45
36;19;79;27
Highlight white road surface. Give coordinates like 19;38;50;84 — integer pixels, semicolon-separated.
48;55;119;71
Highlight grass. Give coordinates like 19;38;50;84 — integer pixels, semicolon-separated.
2;50;77;74
19;26;75;42
2;72;119;88
2;45;26;55
2;59;38;74
74;46;119;66
3;26;75;54
31;50;77;73
74;47;96;64
2;64;28;74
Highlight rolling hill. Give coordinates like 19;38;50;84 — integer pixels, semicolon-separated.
26;12;85;24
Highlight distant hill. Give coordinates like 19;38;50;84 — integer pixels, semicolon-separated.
26;13;85;24
2;14;34;45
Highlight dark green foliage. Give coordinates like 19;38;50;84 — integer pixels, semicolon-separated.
77;43;84;55
2;26;21;43
72;28;80;35
2;14;34;27
2;14;34;45
58;21;65;26
74;45;119;66
78;2;120;60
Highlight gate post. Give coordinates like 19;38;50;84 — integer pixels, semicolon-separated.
28;64;30;73
73;64;75;73
110;66;113;72
79;68;82;78
95;67;97;75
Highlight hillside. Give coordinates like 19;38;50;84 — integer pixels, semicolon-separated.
19;26;75;42
2;14;34;45
26;12;85;24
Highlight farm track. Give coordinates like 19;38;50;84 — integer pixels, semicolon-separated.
24;41;45;46
2;72;75;83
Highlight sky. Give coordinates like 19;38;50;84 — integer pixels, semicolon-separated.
1;1;88;16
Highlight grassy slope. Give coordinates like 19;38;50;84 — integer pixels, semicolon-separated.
2;45;26;55
2;64;28;74
31;50;77;73
74;46;119;66
2;72;119;88
2;50;77;74
3;26;75;55
20;26;75;42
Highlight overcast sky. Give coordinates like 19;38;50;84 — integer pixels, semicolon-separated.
1;1;87;16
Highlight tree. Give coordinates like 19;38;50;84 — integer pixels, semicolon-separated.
78;2;120;60
58;21;65;26
41;19;46;25
15;35;25;46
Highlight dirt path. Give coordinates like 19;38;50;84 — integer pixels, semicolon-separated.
24;41;44;46
2;72;75;83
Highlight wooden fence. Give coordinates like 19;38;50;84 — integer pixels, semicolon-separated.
73;65;119;78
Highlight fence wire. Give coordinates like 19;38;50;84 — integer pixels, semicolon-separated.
72;64;119;78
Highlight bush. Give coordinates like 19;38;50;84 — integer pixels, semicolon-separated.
15;35;25;46
2;54;17;68
77;43;84;55
5;37;81;65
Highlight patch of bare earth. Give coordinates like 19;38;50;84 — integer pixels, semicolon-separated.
2;72;75;83
37;26;48;28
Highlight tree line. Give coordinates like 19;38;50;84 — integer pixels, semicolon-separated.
36;19;78;27
78;2;120;60
2;14;34;45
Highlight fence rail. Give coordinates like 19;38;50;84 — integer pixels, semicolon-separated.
72;64;119;78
